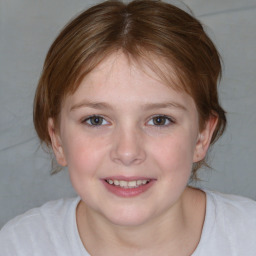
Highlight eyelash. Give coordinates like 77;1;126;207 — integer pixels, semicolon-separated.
82;115;109;127
147;115;175;127
81;115;175;127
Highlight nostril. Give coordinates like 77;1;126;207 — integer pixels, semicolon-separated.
110;146;146;166
110;129;146;166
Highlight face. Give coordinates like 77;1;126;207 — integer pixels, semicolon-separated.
48;52;216;226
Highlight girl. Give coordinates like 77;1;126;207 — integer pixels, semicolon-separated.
1;0;255;255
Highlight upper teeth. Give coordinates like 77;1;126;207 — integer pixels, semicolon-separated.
106;179;149;188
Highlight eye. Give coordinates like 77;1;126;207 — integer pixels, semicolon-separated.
83;115;109;126
147;115;174;126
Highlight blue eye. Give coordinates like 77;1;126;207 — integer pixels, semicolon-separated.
148;115;174;126
83;115;108;126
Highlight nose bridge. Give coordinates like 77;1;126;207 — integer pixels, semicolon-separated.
110;122;146;166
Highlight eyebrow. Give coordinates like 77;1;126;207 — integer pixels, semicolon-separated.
70;101;113;111
70;101;187;112
141;102;187;111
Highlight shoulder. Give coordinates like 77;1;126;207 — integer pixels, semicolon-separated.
207;190;256;220
0;197;80;255
196;190;256;255
1;197;79;231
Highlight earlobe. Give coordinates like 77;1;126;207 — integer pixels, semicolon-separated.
193;115;218;162
48;118;67;166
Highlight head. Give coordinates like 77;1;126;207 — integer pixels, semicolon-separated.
34;0;226;179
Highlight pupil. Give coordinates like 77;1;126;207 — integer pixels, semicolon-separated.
154;117;165;125
91;116;102;125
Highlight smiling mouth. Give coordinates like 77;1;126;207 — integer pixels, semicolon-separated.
105;179;150;188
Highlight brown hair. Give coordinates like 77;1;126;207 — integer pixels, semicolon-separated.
33;0;226;176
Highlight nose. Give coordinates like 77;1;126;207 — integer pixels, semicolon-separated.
110;125;146;166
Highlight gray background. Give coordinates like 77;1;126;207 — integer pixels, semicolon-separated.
0;0;256;228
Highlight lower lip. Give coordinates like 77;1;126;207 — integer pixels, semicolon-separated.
102;180;155;198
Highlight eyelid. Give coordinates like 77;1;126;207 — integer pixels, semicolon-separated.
146;115;175;126
82;115;110;126
80;114;175;127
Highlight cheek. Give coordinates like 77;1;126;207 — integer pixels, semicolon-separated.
62;136;108;198
151;132;196;175
62;134;107;176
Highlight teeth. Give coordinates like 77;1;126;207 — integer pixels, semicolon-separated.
114;180;119;186
128;181;137;187
119;180;128;187
106;179;149;188
137;180;142;185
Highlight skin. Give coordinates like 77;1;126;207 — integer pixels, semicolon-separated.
48;52;217;255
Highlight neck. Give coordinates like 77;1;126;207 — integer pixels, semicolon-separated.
76;187;205;256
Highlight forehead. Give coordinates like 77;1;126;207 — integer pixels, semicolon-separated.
75;50;186;95
63;51;197;113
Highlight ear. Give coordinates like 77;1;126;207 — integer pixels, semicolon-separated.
48;118;67;166
193;115;218;162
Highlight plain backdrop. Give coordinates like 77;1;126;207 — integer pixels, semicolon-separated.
0;0;256;228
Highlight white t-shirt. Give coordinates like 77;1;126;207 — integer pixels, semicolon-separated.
0;190;256;255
